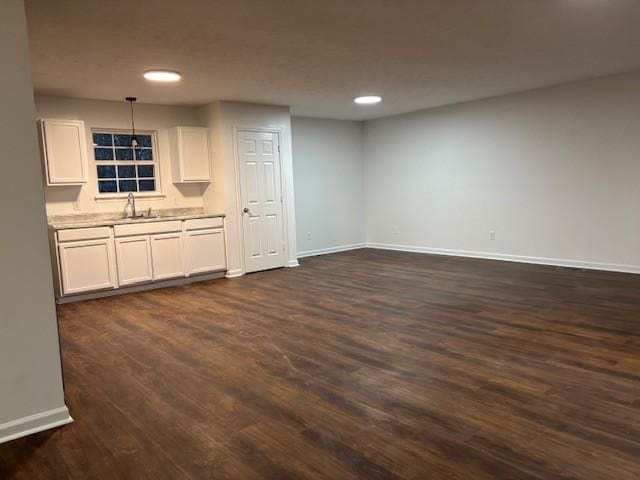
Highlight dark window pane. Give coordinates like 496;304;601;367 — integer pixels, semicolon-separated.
117;165;136;178
119;180;138;192
113;134;133;146
137;165;154;178
98;180;117;193
137;135;152;147
93;133;113;146
94;148;113;160
97;165;116;178
135;148;153;161
138;180;156;192
115;148;134;160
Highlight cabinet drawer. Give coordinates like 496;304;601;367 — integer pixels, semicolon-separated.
114;220;182;237
58;227;111;242
184;217;223;231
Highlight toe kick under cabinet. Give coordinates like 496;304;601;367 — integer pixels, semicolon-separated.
51;217;226;301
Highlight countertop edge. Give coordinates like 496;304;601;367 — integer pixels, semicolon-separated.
48;212;226;230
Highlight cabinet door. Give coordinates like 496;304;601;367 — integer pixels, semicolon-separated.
41;119;88;185
185;228;226;275
150;233;185;280
181;127;211;181
58;239;116;295
115;236;153;286
171;127;211;182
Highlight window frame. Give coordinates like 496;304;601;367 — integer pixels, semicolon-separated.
91;128;163;199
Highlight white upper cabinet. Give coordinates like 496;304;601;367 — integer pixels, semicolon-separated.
169;126;212;183
40;119;88;186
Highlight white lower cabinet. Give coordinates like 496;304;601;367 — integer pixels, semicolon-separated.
185;228;227;275
54;217;226;299
58;239;116;295
115;236;153;286
150;232;185;280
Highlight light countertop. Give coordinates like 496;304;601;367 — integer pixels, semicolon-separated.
48;208;225;230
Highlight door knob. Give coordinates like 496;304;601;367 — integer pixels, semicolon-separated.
243;207;250;213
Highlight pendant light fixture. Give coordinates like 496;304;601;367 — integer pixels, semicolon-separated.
125;96;139;148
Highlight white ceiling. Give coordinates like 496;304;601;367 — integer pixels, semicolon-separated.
25;0;640;120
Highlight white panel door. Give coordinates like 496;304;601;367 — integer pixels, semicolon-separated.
58;239;116;295
41;119;88;185
185;228;226;275
237;131;285;273
115;236;153;286
150;233;185;280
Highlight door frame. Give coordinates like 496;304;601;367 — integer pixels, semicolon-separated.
232;127;290;274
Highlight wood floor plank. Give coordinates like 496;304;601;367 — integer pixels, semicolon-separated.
1;249;639;479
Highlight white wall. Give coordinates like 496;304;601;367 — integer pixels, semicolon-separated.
0;0;71;443
199;101;298;276
35;95;205;216
363;71;640;271
292;117;365;256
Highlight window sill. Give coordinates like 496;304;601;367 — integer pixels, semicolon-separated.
95;193;166;202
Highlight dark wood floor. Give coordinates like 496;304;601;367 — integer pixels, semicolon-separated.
1;249;639;479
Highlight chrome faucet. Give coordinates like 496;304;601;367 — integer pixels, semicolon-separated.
126;192;137;218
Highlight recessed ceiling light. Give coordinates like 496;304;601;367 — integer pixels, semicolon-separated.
354;95;382;105
143;70;182;82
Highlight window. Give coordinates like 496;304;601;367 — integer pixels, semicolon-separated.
93;131;158;194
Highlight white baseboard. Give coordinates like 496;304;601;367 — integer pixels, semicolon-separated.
0;406;73;445
231;241;640;275
287;259;300;267
367;242;640;275
297;243;367;259
225;268;244;278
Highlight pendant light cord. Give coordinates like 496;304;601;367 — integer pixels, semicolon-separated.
129;100;136;138
125;96;138;147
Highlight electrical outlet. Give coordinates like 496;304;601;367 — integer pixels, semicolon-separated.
306;231;312;240
490;231;496;241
